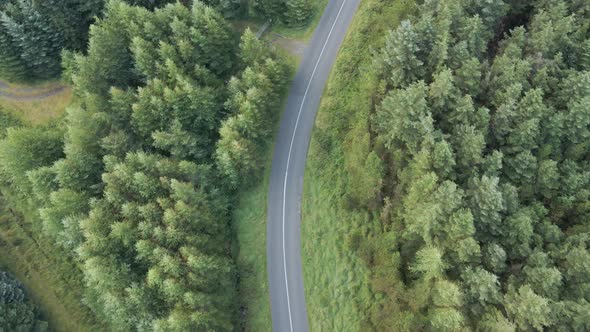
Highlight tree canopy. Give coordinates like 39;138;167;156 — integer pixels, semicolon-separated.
358;0;590;329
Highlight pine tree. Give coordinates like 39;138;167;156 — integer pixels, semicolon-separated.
0;0;64;79
253;0;284;19
0;22;26;81
374;81;434;154
380;20;426;88
79;152;237;331
504;285;553;330
0;126;64;194
284;0;313;27
201;0;243;18
32;0;103;50
239;27;269;67
461;267;502;316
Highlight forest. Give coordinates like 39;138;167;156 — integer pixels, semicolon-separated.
0;0;292;330
310;0;590;330
2;0;590;330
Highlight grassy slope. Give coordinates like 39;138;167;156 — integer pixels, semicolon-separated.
301;0;414;330
0;195;102;331
0;89;73;125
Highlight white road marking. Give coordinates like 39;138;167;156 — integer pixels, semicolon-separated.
281;1;349;331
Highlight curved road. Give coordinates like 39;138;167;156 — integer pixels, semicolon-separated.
266;1;361;331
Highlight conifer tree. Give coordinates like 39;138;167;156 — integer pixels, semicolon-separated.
284;0;313;27
0;0;63;79
253;0;284;19
0;24;26;81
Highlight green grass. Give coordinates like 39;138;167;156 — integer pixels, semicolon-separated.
302;162;376;331
232;154;273;332
301;0;415;330
0;194;102;331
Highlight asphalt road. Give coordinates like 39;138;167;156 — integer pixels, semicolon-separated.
266;0;361;331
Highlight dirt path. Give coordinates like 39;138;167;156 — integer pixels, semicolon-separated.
268;32;308;59
0;79;67;101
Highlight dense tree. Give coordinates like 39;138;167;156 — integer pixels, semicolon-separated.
31;0;103;50
467;175;505;240
216;28;289;187
79;153;236;330
0;0;181;81
358;0;590;329
380;21;426;88
67;1;139;96
0;1;290;330
200;0;244;18
126;0;175;9
505;285;553;330
0;110;20;139
0;126;63;194
462;267;502;316
252;0;284;20
374;81;433;154
0;22;27;81
284;0;313;26
0;0;64;79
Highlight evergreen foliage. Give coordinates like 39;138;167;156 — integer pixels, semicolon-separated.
350;0;590;329
252;0;315;27
0;109;20;139
0;126;64;194
0;0;176;81
0;1;288;330
284;0;313;26
216;28;290;187
0;0;64;80
0;0;317;83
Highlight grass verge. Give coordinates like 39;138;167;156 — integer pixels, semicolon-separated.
302;162;376;331
233;154;273;332
301;0;415;330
